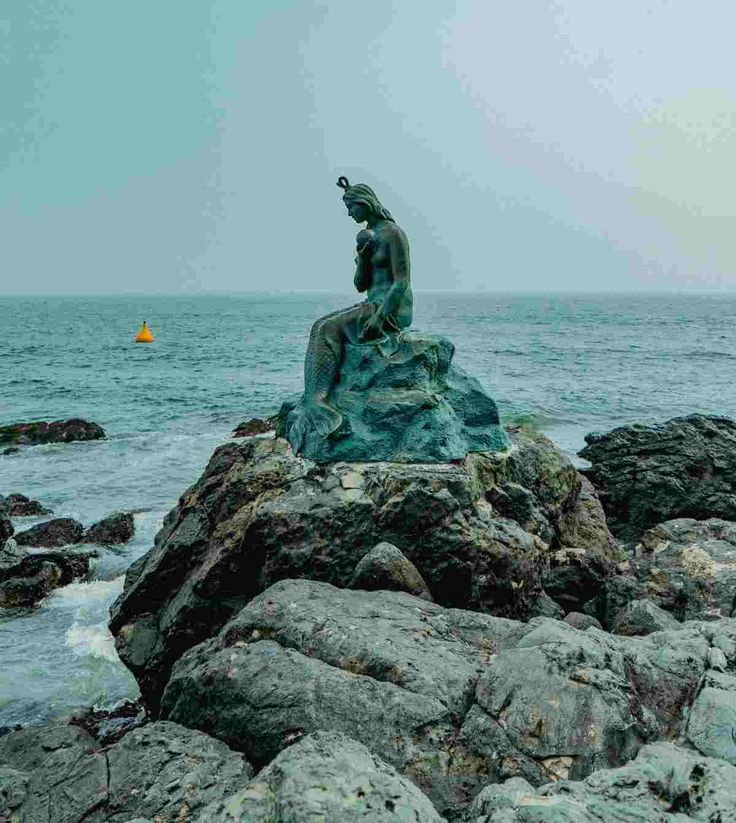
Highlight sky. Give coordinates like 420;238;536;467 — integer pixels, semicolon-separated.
2;0;736;294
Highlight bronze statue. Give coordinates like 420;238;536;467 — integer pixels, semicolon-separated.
295;177;414;446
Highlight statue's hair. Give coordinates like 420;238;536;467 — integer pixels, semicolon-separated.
336;176;395;223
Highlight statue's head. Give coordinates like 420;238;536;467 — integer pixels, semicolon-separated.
337;177;395;224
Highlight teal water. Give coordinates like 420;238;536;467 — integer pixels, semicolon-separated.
1;292;736;726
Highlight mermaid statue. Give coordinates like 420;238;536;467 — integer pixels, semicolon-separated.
290;177;414;450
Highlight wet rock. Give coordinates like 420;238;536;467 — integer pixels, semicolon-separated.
4;493;52;517
635;518;736;621
70;699;146;746
613;598;680;636
232;416;274;437
465;742;736;821
0;548;95;609
562;611;602;631
158;580;726;814
278;332;510;463
349;541;432;600
199;732;444;822
110;430;590;713
0;515;12;545
686;670;736;764
0;719;253;823
14;517;85;548
0;418;105;446
580;414;736;543
84;511;135;545
0;539;26;575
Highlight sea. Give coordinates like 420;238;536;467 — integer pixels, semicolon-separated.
1;291;736;727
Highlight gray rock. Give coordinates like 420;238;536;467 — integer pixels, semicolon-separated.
0;539;26;575
613;599;680;636
84;512;135;545
0;722;108;822
277;332;510;462
0;515;13;545
349;541;432;599
562;612;602;631
158;580;727;814
635;518;736;620
0;719;253;823
527;591;563;619
110;429;594;713
542;546;616;617
580;414;736;543
557;476;618;553
469;742;736;821
0;418;105;446
686;670;736;765
198;732;444;822
4;493;51;517
14;517;85;548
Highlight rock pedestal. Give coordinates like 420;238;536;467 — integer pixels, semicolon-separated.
277;332;510;462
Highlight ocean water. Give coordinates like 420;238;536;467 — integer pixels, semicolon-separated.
1;292;736;726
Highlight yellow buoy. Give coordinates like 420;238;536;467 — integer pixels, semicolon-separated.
135;321;154;343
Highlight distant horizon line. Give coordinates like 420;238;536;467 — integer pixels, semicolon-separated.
3;287;736;298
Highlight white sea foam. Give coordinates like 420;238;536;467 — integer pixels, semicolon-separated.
65;623;120;663
51;577;125;605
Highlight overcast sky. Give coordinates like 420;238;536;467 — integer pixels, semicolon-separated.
3;0;736;294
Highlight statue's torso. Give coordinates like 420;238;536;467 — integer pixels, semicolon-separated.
365;224;413;328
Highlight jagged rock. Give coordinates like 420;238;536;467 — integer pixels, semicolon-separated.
557;475;618;552
464;742;736;821
277;332;510;462
199;732;444;822
580;414;736;543
232;417;274;438
14;517;85;548
349;541;432;599
527;591;563;619
0;720;253;823
0;548;95;608
686;670;736;764
4;493;51;517
0;539;26;575
158;580;728;814
0;515;12;545
635;518;736;620
0;418;105;446
542;546;615;616
562;611;602;631
613;599;681;636
84;512;135;545
110;429;594;713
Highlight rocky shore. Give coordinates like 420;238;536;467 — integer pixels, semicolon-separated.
2;413;736;821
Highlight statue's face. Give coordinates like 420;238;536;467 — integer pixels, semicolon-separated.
345;200;369;223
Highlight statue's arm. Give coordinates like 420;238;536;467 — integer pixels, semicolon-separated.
354;251;370;293
377;228;410;318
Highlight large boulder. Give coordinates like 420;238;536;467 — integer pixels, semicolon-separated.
580;414;736;543
464;742;736;821
613;598;681;636
199;732;444;822
15;517;85;548
635;518;736;621
0;418;105;447
158;579;730;815
276;332;510;462
84;512;135;545
0;719;253;823
109;429;598;713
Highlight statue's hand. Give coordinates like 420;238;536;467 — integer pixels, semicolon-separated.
360;311;384;342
